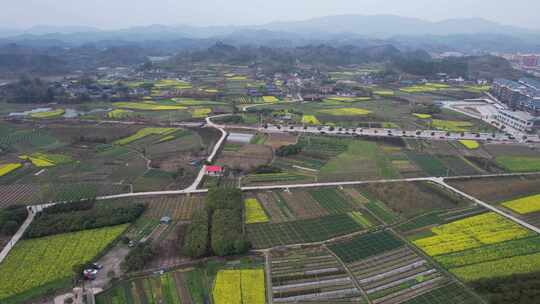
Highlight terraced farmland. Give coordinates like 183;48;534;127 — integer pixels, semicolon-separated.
270;247;363;303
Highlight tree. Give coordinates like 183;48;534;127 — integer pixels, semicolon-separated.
1;220;19;235
183;209;209;258
122;243;155;272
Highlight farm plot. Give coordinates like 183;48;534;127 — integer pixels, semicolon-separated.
278;190;328;219
242;172;314;186
213;268;266;304
430;120;472;132
96;269;195;304
404;152;448;177
113;102;186;111
495;156;540;172
0;163;22;177
0;182;130;208
328;231;458;304
114;127;177;145
244;198;270;224
270;247;363;303
436;156;479;176
0;129;61;152
308;188;356;214
19;152;73;167
0;184;42;207
447;175;540;204
397;207;486;235
0;224;128;303
139;195;204;221
254;191;296;223
412;212;533;256
358;181;469;219
501;193;540;215
247;214;363;248
265;133;298;150
400;282;479;304
411;212;540;282
319;140;399;182
217;144;273;171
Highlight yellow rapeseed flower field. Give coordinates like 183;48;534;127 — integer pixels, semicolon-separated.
450;252;540;282
0;224;128;300
413;113;432;119
301;115;320;125
29;109;65;119
459;140;480;149
262;96;279;103
244;199;269;224
319;108;371;116
413;212;532;256
190;108;212;118
213;269;265;304
114;128;177;145
0;163;22;177
114;102;186;111
502;194;540;215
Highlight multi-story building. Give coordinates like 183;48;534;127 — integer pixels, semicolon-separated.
492;78;540;115
522;55;539;67
496;109;538;133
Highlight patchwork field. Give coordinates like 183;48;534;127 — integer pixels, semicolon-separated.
96;267;207;304
411;212;540;282
328;231;478;304
247;214;365;248
270;247;363;303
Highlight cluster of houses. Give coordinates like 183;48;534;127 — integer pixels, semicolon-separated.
491;78;540;132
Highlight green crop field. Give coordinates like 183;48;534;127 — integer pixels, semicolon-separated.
246;214;362;248
320;140;399;180
308;188;354;214
405;152;448;176
495;156;540;172
328;230;403;263
431;120;473;132
401;283;479;304
365;200;400;224
114;127;177;145
0;224;128;303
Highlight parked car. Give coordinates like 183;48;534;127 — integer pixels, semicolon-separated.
83;269;98;280
91;263;103;270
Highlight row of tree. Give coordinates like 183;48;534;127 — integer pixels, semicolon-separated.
25;200;145;238
0;205;27;236
183;187;249;258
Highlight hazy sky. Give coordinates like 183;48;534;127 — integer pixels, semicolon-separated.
2;0;539;30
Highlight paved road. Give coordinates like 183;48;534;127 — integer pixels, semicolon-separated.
0;204;52;264
183;115;229;191
95;172;540;200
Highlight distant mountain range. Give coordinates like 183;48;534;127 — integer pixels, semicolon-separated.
1;15;540;53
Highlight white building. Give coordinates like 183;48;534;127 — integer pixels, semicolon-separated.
496;109;537;133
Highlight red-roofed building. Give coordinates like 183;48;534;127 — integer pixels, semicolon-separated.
205;165;223;177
